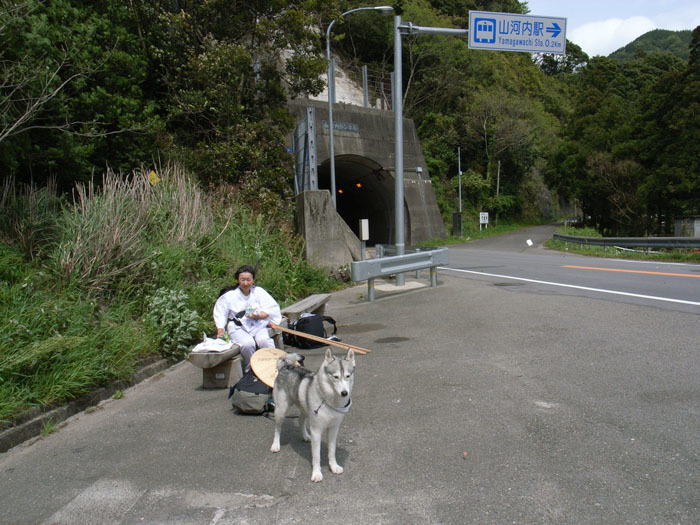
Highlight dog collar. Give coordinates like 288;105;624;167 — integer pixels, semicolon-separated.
314;399;352;415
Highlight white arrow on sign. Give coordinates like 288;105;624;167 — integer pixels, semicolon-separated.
468;10;567;55
546;22;562;38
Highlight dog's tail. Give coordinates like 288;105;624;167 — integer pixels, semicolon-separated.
277;352;304;370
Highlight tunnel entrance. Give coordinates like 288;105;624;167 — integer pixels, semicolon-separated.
317;155;398;246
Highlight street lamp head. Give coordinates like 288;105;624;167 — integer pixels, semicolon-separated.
373;6;394;15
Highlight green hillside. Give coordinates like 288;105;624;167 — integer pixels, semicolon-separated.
609;29;692;62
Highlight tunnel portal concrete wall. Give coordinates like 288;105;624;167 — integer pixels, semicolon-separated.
288;99;446;251
295;190;360;270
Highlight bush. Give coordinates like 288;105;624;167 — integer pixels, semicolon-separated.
143;288;201;359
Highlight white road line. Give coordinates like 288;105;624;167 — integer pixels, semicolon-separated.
439;267;700;307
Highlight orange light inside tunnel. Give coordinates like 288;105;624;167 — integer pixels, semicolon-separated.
338;189;343;194
356;183;362;188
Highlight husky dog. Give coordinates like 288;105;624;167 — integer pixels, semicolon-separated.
271;348;356;482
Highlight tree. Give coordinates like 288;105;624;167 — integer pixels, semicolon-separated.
0;1;160;187
536;40;588;76
135;0;331;213
690;26;700;65
587;152;644;235
636;26;700;228
548;44;696;234
0;2;82;143
462;89;536;180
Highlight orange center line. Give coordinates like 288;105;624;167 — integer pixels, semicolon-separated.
562;265;700;278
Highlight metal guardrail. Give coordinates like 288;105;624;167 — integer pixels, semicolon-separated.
374;244;435;257
351;247;449;302
553;233;700;249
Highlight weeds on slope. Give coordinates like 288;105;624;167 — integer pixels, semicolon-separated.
0;165;340;425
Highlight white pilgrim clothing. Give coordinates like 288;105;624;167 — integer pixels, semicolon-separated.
213;286;281;371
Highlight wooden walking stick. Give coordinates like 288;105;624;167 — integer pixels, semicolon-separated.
269;322;371;355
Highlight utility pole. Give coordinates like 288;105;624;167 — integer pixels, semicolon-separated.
453;146;463;236
495;160;500;227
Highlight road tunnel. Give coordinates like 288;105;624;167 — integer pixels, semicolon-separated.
317;154;399;246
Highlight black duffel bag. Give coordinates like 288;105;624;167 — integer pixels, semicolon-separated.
229;369;272;414
282;313;337;349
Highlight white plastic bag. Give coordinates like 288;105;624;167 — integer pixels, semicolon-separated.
190;333;235;353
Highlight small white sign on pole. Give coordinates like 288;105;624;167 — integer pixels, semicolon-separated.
359;219;369;261
359;219;370;241
480;212;489;230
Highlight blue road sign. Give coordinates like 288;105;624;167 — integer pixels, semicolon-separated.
469;11;567;54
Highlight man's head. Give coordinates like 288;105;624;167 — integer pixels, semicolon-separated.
235;265;256;294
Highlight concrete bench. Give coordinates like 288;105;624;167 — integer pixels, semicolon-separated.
281;293;331;323
189;344;243;389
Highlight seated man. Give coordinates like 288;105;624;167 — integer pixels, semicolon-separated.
213;265;281;372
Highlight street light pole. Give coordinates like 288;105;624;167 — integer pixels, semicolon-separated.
326;6;393;208
393;14;405;284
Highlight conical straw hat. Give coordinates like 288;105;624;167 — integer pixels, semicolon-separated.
250;347;286;387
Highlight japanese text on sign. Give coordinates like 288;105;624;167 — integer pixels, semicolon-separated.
469;11;567;55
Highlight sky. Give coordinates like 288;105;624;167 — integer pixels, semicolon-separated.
523;0;700;57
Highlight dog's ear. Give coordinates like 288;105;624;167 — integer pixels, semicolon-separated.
324;348;334;363
345;348;355;366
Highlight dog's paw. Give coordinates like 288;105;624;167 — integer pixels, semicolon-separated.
270;442;280;453
330;464;344;475
311;471;323;482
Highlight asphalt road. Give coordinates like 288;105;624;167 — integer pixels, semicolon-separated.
1;225;698;524
446;224;700;314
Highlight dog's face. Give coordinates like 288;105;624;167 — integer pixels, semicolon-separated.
322;348;355;399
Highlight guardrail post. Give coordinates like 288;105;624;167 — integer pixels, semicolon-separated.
430;266;437;287
368;277;375;302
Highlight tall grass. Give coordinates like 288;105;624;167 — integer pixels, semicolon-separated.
51;164;215;293
0;177;62;261
0;165;340;425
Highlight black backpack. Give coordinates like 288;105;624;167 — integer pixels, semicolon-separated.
283;313;337;349
228;369;273;414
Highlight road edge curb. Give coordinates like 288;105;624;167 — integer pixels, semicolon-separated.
0;358;177;454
